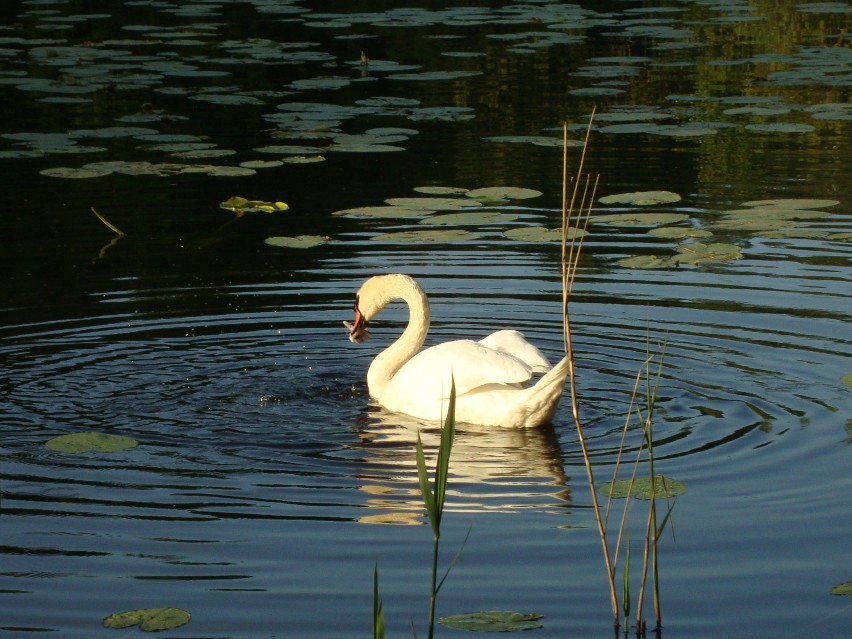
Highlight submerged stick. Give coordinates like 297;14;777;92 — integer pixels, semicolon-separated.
90;206;126;237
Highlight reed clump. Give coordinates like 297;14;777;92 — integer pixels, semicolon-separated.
560;114;676;636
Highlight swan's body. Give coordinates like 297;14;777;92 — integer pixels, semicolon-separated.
345;274;569;428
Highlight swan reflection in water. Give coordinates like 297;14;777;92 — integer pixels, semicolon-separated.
347;407;573;525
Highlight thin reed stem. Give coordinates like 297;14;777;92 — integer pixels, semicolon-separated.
560;113;620;629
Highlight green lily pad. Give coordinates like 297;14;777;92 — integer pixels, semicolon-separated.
103;607;191;632
332;205;425;219
745;123;815;133
594;213;689;226
600;476;686;500
422;211;519;226
618;254;673;269
220;197;289;214
675;242;742;264
283;155;326;164
370;229;480;243
414;186;469;195
740;199;839;209
46;431;138;454
599;191;681;206
648;227;713;239
504;226;586;242
466;186;543;200
841;374;852;388
385;197;481;211
830;582;852;595
39;166;113;179
440;611;544;632
264;235;329;249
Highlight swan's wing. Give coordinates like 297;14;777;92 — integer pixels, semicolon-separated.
389;339;534;399
478;330;552;373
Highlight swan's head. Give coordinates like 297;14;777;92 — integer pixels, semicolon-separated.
345;295;370;343
344;274;424;344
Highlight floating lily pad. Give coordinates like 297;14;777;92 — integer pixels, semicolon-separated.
422;211;518;226
103;607;191;632
674;242;742;264
385;197;481;211
648;227;713;239
712;219;795;231
600;476;686;500
46;431;138;454
440;611;543;632
283;155;325;164
618;254;673;269
370;229;480;243
414;186;469;195
39;166;113;179
745;123;815;133
328;143;405;153
388;70;482;81
504;226;586;242
483;135;574;147
466;186;543;200
594;213;689;226
220;197;289;214
740;198;839;209
332;205;425;219
830;582;852;596
841;374;852;388
599;191;681;206
264;235;329;249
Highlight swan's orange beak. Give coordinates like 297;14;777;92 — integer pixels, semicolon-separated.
345;298;370;343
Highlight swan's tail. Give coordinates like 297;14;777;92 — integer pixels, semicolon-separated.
524;355;570;426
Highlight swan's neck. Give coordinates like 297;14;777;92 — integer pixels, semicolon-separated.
367;277;430;399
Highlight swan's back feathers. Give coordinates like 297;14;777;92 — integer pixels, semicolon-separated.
387;339;534;400
478;330;552;373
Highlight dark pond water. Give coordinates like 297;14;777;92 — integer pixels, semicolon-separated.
1;1;851;637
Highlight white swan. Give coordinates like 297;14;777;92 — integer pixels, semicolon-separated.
344;273;569;428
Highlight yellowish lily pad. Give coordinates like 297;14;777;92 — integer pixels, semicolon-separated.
599;190;681;206
265;235;329;249
103;607;191;632
46;431;138;454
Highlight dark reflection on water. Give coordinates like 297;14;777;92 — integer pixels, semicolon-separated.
1;1;851;638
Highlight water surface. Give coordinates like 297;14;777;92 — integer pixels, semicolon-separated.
1;1;850;638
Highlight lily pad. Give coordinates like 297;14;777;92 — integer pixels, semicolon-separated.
332;205;425;219
648;227;713;239
46;431;138;454
504;226;586;242
385;197;481;211
599;191;681;206
414;186;469;195
422;211;519;226
740;198;839;209
841;374;852;388
466;186;543;200
594;213;689;226
103;607;191;632
600;476;686;500
370;229;480;243
220;197;289;214
264;235;329;249
39;166;113;179
745;123;815;133
440;611;544;632
830;582;852;596
618;254;673;269
674;242;742;264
